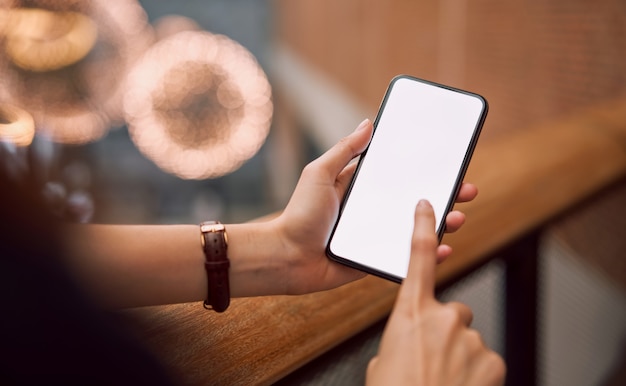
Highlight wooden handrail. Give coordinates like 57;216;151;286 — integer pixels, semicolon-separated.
123;98;626;386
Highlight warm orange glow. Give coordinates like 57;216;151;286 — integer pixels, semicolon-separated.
0;0;154;144
0;8;98;72
0;103;35;146
124;28;273;179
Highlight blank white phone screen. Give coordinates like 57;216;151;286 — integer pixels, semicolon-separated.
328;77;486;280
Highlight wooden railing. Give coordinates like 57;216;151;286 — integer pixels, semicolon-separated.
123;98;626;386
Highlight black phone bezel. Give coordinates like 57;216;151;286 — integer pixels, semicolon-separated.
325;74;488;283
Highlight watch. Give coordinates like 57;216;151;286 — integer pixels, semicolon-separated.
200;221;230;312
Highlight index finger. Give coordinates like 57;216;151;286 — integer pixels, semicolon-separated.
397;200;439;307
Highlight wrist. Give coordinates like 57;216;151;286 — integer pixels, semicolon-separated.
225;220;287;297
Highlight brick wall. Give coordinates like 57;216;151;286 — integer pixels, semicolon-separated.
273;0;626;138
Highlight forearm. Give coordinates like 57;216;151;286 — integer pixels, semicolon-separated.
61;221;286;309
54;120;384;309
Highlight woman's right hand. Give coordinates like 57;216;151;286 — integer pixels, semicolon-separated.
366;200;506;386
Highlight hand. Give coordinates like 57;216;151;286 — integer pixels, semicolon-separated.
366;200;506;386
271;119;478;295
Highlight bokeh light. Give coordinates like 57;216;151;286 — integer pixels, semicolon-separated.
1;2;273;180
0;7;98;72
123;26;273;179
0;0;154;144
0;103;35;146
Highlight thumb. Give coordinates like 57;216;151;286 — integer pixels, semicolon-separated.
310;119;373;180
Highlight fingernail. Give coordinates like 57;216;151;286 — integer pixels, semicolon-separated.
418;199;430;207
355;119;370;132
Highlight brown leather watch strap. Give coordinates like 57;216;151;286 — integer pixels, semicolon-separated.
200;221;230;312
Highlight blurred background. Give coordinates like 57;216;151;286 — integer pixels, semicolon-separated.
0;1;625;385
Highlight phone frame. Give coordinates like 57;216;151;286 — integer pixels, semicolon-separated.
326;74;488;283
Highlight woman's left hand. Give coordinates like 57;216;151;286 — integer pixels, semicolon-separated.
271;118;478;295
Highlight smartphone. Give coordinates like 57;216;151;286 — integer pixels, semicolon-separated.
326;75;488;282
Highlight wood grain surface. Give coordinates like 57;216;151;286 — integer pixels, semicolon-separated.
123;99;626;386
